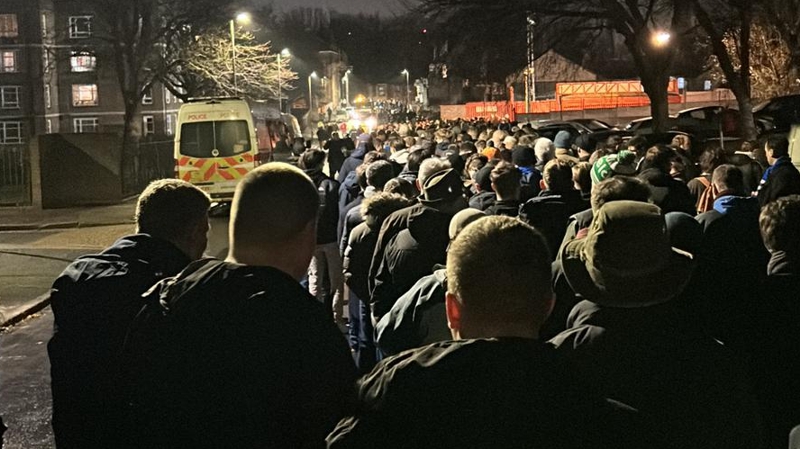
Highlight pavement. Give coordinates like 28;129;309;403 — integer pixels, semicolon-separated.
0;199;139;329
0;198;138;231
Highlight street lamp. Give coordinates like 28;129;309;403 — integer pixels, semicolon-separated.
652;31;671;48
229;12;251;95
308;71;317;112
343;69;351;107
401;69;410;110
277;48;290;112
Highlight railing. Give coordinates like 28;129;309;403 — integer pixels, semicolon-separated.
122;139;174;195
0;144;30;206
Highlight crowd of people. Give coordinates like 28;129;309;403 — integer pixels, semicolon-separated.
45;117;800;448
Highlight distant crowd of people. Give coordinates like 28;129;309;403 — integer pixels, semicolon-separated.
45;117;800;448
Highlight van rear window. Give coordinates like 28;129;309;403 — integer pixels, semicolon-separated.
179;120;251;158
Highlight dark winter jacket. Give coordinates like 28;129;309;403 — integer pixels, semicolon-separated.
757;156;800;206
375;269;449;356
519;189;589;259
485;199;521;217
728;153;764;194
550;300;764;449
468;191;496;211
327;338;644;449
340;199;366;255
306;169;341;245
638;168;695;215
367;203;424;298
325;138;353;178
338;193;363;247
337;142;369;185
48;235;191;449
344;222;378;302
121;259;357;449
370;205;452;321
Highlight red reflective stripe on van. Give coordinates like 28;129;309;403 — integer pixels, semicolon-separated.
218;169;234;181
178;157;190;166
194;159;207;169
235;167;248;176
204;164;216;180
242;153;254;163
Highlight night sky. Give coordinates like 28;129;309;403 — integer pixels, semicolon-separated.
266;0;406;15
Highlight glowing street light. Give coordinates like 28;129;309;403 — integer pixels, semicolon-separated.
343;69;352;106
229;12;252;94
401;69;410;109
277;48;291;112
652;31;671;48
308;71;317;111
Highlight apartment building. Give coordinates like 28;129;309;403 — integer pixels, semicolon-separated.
0;0;179;145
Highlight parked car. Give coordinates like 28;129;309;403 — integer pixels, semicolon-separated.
753;94;800;133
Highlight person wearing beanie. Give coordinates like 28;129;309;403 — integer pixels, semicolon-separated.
573;134;596;162
590;151;638;185
468;164;497;211
553;130;579;164
512;145;543;201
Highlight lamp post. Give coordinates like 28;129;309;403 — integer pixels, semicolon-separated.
229;12;251;95
401;69;410;110
343;69;351;106
277;48;290;112
308;71;317;112
652;31;671;48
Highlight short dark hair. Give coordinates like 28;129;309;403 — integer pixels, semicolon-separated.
356;164;369;190
572;162;592;195
699;146;726;174
363;151;387;165
627;136;649;155
542;159;574;193
406;149;428;172
760;194;800;253
366;160;395;190
766;135;790;159
641;145;674;174
490;161;522;199
299;149;326;170
712;164;745;195
591;176;652;211
135;179;211;240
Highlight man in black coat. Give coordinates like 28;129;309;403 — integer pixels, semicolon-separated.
121;163;357;449
324;131;353;179
301;149;345;323
370;168;466;322
757;135;800;206
329;217;642;449
47;179;211;449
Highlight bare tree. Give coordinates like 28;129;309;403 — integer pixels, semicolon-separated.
160;28;297;102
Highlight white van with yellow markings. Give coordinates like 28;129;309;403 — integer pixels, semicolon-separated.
175;98;266;201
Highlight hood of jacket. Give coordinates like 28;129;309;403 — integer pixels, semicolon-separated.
713;194;760;216
406;205;453;246
768;250;800;277
100;234;190;276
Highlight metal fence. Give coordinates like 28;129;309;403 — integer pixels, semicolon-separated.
0;144;30;206
122;139;174;195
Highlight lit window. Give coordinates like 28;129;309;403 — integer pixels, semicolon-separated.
0;86;19;109
44;85;51;109
0;14;18;38
69;16;93;39
0;121;22;143
41;13;48;39
70;53;96;72
73;117;98;133
0;50;16;73
143;115;154;135
43;48;50;72
72;84;98;107
142;87;153;105
165;89;172;104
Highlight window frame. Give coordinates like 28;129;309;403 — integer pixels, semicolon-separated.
68;16;93;39
142;115;155;136
70;52;96;72
0;50;17;73
73;117;98;133
0;14;19;38
0;86;20;109
0;121;22;143
71;84;98;107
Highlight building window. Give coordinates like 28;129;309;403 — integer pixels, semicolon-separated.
164;89;172;104
46;118;52;134
73;117;98;133
143;115;155;136
44;85;51;109
70;52;96;72
69;16;93;39
0;121;22;143
42;47;50;72
0;86;19;109
0;14;18;38
142;87;153;105
72;84;98;107
165;113;175;135
0;50;16;73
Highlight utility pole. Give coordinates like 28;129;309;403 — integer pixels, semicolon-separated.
526;14;536;113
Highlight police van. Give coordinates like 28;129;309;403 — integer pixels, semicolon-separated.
175;98;294;201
